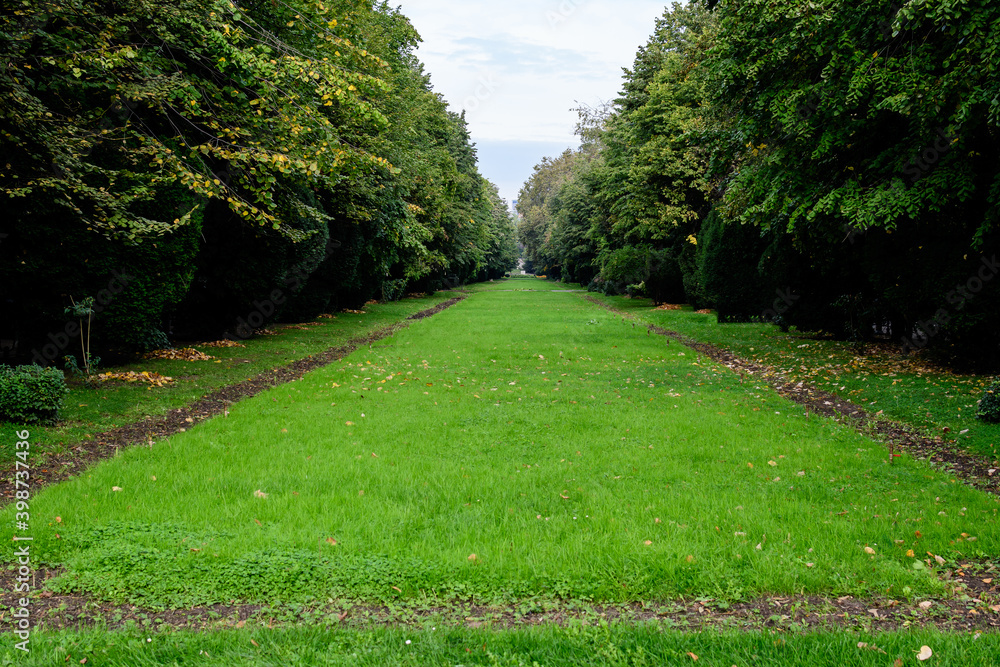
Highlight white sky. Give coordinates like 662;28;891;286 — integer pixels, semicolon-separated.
394;0;668;205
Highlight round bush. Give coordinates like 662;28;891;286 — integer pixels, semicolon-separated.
977;379;1000;424
0;364;69;424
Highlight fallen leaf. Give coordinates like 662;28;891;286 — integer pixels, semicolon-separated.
644;540;653;546
250;639;259;647
345;421;355;426
934;554;946;566
112;486;122;492
254;489;268;499
768;460;777;467
919;601;933;610
468;553;478;561
55;516;61;523
906;549;915;557
686;652;698;661
865;546;876;555
916;646;933;661
326;538;337;546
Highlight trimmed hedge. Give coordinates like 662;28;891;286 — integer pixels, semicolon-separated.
0;365;69;424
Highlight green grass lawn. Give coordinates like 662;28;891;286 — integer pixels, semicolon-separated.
3;625;998;666
583;291;1000;462
7;283;998;610
0;292;456;461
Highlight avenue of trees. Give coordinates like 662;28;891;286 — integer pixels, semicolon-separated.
0;0;517;362
518;0;1000;366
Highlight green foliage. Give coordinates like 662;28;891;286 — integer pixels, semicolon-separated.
703;0;1000;352
0;364;69;424
1;0;515;355
519;0;1000;362
978;379;1000;424
516;149;590;278
598;246;650;288
517;3;716;305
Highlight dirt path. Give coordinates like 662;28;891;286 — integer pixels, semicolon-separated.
2;565;996;633
583;295;1000;498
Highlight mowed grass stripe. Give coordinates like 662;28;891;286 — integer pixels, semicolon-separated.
4;626;1000;666
10;288;999;606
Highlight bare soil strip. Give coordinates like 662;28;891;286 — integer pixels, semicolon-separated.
0;296;465;504
584;295;1000;498
1;566;996;633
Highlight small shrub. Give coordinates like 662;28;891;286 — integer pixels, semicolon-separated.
0;364;70;424
977;379;1000;424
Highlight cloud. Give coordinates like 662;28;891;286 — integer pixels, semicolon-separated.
396;0;666;199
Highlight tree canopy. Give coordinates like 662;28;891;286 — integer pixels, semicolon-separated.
1;0;517;358
517;0;1000;365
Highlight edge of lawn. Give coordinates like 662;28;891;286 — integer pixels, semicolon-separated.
1;293;466;503
576;289;1000;498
